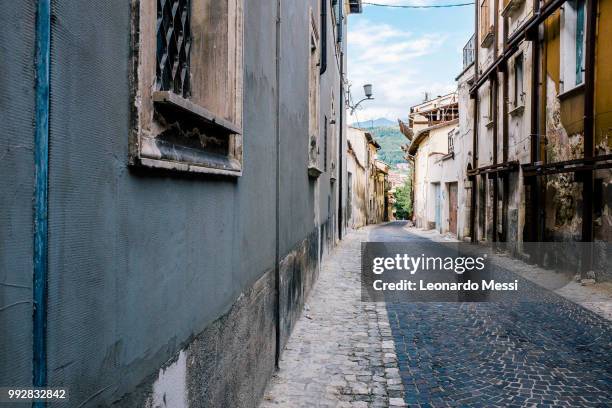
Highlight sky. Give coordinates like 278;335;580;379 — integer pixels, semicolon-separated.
347;0;475;124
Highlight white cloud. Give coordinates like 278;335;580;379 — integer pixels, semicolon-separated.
347;19;456;122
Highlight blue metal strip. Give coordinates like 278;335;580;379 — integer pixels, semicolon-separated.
33;0;50;403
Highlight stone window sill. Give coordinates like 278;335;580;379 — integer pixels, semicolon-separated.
558;83;585;101
133;91;243;177
442;152;455;161
308;165;323;178
509;105;525;117
152;91;242;135
481;31;494;48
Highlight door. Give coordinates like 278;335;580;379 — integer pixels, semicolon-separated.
434;183;441;231
449;183;458;235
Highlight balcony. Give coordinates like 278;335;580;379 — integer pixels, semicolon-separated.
463;34;475;69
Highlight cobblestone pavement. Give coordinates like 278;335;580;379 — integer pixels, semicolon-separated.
374;222;612;408
261;227;406;408
261;222;612;408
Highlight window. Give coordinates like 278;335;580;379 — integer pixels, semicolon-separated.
448;131;455;154
332;0;342;43
130;0;245;176
488;82;494;122
513;53;524;107
323;115;328;171
480;0;493;47
308;8;322;177
560;0;586;93
157;0;192;98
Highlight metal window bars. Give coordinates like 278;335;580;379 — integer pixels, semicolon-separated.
157;0;191;98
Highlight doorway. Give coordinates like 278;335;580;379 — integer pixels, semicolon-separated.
433;183;441;231
448;182;458;235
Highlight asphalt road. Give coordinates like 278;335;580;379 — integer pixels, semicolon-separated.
371;222;612;407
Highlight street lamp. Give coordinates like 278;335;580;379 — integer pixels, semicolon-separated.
350;84;374;114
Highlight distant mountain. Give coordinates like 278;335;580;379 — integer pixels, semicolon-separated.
351;117;397;128
366;126;410;169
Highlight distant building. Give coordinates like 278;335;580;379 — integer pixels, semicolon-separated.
347;127;389;228
395;162;411;172
372;160;390;224
347;127;369;228
388;171;408;190
404;93;467;237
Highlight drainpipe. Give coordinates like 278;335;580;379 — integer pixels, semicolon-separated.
581;0;597;273
492;0;499;244
337;2;344;240
274;0;282;367
501;16;509;243
492;73;499;243
470;0;479;243
33;0;51;401
320;0;327;76
529;0;541;246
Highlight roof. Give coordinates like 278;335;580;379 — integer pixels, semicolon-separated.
365;132;381;149
375;160;389;173
398;119;413;141
410;92;458;114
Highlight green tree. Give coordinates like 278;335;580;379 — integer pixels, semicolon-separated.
394;176;412;220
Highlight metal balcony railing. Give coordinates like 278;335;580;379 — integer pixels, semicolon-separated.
463;34;475;69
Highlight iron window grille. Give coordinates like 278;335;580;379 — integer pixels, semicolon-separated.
157;0;192;98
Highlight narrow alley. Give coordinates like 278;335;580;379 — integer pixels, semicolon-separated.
262;222;612;408
2;1;612;406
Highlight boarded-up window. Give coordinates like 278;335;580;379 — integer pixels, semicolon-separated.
480;0;493;45
131;0;244;176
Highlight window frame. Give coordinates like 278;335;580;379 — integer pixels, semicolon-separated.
513;53;524;108
480;0;494;47
560;0;586;94
130;0;245;177
308;7;323;178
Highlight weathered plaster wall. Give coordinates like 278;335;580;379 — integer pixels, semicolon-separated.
413;137;429;228
540;11;584;241
347;153;367;229
347;127;368;229
0;0;37;393
412;122;458;231
0;0;347;407
457;65;475;240
506;42;532;250
594;0;612;243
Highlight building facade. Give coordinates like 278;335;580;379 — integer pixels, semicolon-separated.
462;0;611;275
0;1;363;406
347;126;389;228
404;94;469;236
372;160;390;224
347;127;369;228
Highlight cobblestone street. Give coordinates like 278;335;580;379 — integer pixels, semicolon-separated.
261;222;612;408
261;226;406;408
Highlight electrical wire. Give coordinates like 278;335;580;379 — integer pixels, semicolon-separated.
363;2;474;8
